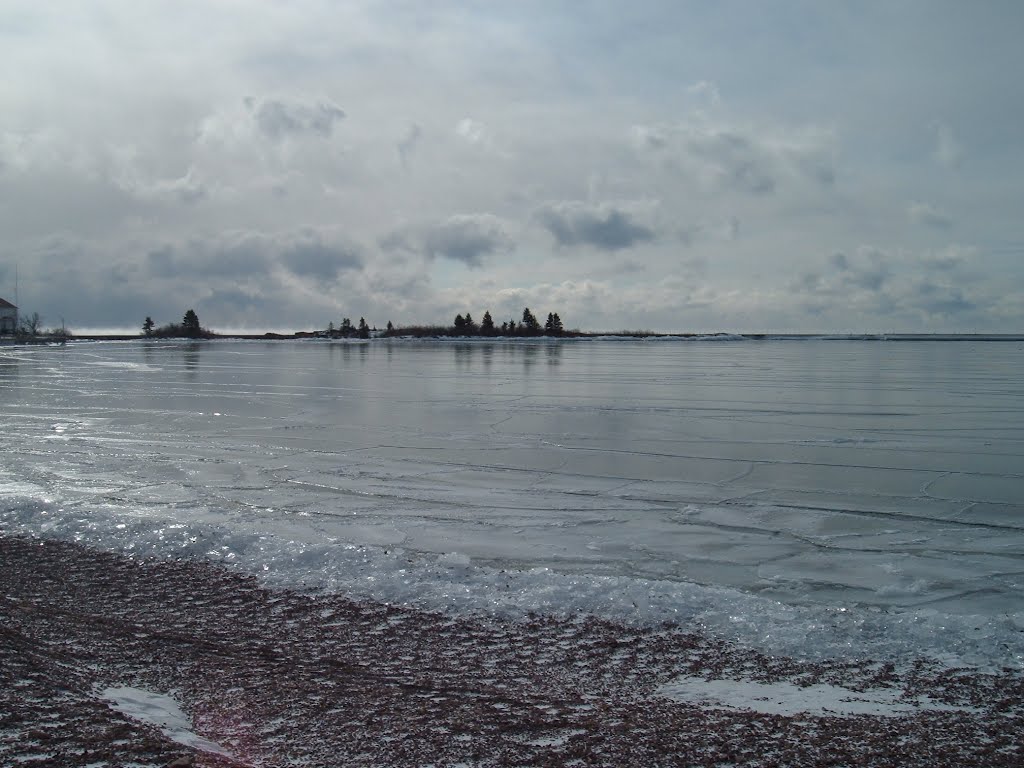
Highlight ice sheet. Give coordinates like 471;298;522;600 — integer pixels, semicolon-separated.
2;338;1023;669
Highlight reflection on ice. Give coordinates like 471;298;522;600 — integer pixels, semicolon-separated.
1;338;1023;669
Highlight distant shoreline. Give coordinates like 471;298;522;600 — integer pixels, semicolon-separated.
4;331;1024;344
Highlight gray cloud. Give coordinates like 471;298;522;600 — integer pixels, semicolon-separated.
396;123;422;169
829;248;890;291
686;132;776;195
908;202;953;229
10;229;372;333
384;215;514;267
202;286;267;314
791;151;836;187
1;3;1021;334
366;268;430;301
182;235;274;279
280;237;363;281
536;202;654;251
247;98;346;141
918;246;971;272
632;122;837;196
934;122;962;169
791;247;986;325
911;280;976;315
145;231;364;284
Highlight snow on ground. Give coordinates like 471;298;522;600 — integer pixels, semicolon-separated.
656;676;980;718
99;686;237;759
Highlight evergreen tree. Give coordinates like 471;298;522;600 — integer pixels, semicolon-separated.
453;314;466;333
464;312;476;334
357;317;370;339
508;319;517;334
521;307;540;334
481;311;495;335
182;309;201;338
340;318;353;336
142;317;155;337
386;320;394;334
544;312;564;336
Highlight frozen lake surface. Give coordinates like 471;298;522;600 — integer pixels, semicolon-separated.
1;337;1023;668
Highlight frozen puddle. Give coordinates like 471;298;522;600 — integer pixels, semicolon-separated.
99;685;236;758
656;676;978;718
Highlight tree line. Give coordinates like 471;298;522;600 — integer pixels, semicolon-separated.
142;309;212;338
135;307;570;340
444;307;565;337
320;307;571;338
322;317;372;339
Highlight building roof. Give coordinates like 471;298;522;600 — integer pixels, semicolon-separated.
0;298;17;310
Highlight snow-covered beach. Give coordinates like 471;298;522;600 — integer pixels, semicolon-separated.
2;337;1023;764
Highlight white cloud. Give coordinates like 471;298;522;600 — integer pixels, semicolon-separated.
686;80;721;109
456;118;488;145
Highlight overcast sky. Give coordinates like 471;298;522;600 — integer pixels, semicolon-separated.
2;1;1022;333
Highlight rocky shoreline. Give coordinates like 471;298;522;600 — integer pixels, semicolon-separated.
2;536;1021;767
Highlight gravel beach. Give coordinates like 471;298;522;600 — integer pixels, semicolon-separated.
2;536;1022;767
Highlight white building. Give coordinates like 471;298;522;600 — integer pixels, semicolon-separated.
0;298;17;335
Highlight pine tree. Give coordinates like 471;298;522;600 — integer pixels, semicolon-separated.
182;309;201;338
357;317;370;339
453;314;466;333
142;317;155;337
464;313;476;334
544;312;564;336
340;318;353;336
521;307;540;335
481;311;495;335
